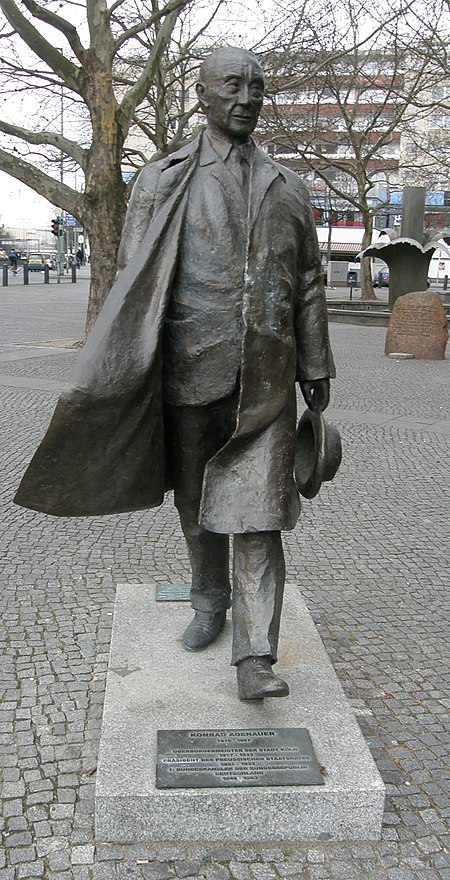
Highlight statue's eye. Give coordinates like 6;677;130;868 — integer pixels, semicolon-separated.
225;81;240;94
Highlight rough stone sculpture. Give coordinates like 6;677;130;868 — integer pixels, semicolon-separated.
385;291;449;359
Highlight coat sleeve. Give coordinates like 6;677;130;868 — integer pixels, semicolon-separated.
116;163;162;271
293;180;336;381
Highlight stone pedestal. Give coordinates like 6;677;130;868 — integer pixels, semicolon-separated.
385;291;448;359
95;583;385;843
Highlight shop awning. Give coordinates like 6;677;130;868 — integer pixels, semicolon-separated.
318;242;362;253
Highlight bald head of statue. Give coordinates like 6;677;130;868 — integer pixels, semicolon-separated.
195;47;265;143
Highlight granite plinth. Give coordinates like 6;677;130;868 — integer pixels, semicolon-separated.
95;583;385;842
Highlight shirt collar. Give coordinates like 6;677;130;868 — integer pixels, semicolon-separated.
205;129;254;163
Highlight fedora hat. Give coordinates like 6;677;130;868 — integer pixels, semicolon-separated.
294;409;342;499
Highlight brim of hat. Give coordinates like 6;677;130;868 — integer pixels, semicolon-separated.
294;410;342;499
294;410;324;499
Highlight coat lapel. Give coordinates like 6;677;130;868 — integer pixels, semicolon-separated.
249;148;282;232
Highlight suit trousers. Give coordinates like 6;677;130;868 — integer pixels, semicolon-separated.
164;392;286;666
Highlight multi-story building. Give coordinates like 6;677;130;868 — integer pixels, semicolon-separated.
257;48;450;227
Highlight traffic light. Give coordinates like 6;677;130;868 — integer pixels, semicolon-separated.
51;217;63;236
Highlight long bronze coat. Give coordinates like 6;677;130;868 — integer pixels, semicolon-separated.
14;133;335;532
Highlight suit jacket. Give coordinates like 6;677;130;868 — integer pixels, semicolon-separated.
162;134;250;405
14;132;335;532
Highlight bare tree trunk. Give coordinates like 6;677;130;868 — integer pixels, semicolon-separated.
84;185;126;335
359;214;377;300
82;49;128;334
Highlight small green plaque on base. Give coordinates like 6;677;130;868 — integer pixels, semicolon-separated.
156;584;191;602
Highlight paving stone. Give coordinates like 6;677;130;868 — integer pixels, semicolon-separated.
272;866;305;879
92;865;120;880
141;865;175;880
17;860;46;878
96;844;126;862
4;831;33;847
158;849;188;863
0;295;449;880
250;867;278;880
35;838;69;858
6;816;28;832
2;799;24;817
71;846;95;866
203;867;230;880
8;849;37;866
174;863;202;879
307;851;326;865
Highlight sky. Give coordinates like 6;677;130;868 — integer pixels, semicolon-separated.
0;171;54;232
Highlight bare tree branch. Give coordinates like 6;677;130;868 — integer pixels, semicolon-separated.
0;119;88;168
0;146;83;218
114;0;189;51
118;3;189;130
0;0;82;92
20;0;87;64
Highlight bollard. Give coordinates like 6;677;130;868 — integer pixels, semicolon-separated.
23;264;29;285
44;265;50;284
348;278;357;301
444;275;448;291
71;264;77;283
2;265;8;287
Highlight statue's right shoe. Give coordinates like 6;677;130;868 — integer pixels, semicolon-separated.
182;610;227;651
237;656;290;701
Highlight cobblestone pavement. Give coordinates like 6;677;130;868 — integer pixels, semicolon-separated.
1;281;449;879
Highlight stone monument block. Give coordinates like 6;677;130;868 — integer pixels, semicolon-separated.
385;291;448;359
95;583;385;843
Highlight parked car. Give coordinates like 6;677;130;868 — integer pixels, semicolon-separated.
42;253;56;270
373;268;389;287
27;253;45;271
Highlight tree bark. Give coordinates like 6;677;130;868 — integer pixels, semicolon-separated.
359;213;377;301
83;182;127;335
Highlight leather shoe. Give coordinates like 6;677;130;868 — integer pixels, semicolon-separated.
237;656;289;701
182;610;226;651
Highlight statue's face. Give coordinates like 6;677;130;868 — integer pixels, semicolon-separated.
197;51;264;142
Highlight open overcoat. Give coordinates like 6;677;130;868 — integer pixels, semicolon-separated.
14;133;335;532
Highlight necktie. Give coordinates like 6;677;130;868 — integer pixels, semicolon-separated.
229;145;251;194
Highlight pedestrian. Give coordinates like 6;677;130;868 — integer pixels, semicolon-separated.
8;248;18;274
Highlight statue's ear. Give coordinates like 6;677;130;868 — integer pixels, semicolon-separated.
196;81;209;110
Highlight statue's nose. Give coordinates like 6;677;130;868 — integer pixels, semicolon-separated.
237;86;251;105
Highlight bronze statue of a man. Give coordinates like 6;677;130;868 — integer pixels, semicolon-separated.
15;47;335;701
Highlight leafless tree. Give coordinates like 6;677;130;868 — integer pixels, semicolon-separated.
258;0;450;299
0;0;224;330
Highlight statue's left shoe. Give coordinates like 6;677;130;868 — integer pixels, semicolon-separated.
237;656;289;701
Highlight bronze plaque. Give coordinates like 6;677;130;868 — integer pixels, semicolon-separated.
156;727;324;789
156;584;190;602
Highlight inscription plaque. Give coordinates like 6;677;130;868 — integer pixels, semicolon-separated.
156;727;324;789
156;584;191;602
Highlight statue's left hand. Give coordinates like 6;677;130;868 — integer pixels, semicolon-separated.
300;378;330;412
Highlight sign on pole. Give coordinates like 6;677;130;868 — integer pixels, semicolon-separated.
63;211;77;227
